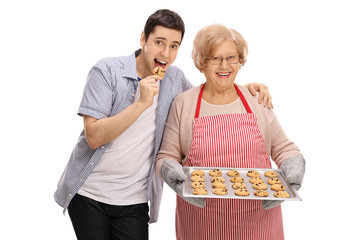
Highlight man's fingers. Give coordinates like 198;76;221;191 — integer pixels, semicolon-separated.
258;90;265;104
245;83;257;96
268;97;274;109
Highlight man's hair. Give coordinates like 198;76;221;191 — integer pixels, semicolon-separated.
143;9;185;44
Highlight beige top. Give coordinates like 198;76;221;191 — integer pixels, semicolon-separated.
156;85;302;173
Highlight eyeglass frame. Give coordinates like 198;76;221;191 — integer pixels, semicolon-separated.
204;55;241;65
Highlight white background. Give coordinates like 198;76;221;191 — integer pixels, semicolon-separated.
1;0;359;239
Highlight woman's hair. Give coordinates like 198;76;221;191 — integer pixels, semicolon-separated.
192;24;248;70
143;9;185;44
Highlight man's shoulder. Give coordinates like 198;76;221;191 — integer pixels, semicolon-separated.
166;65;185;79
166;65;192;90
92;56;127;71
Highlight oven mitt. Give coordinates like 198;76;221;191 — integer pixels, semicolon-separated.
263;155;305;210
160;159;206;208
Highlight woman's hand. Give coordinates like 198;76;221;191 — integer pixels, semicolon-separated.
263;155;305;210
245;83;273;109
160;159;205;208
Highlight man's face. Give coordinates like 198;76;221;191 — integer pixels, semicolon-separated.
140;25;182;75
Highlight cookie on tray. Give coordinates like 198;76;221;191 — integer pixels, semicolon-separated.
254;190;269;197
209;169;222;177
191;181;205;189
267;177;282;185
226;170;240;177
191;175;205;182
232;182;247;189
274;191;290;198
264;170;278;178
230;176;244;183
193;188;208;195
247;170;260;177
213;188;228;195
271;184;286;192
211;181;226;189
249;177;264;184
191;169;205;177
235;188;250;196
253;182;268;190
211;176;225;183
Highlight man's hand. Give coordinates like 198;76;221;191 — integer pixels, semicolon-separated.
245;83;273;109
138;75;162;108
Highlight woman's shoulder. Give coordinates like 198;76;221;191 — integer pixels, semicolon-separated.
173;85;201;104
237;84;257;99
236;84;274;116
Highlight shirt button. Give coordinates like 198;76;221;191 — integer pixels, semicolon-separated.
69;193;72;197
101;146;104;149
80;178;83;182
90;162;94;166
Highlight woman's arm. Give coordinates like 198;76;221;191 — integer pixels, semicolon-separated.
268;111;303;166
155;96;206;207
155;99;184;174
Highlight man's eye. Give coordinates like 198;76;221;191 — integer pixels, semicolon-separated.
155;41;163;45
171;45;178;49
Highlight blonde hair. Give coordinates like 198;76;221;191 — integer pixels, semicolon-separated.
192;24;248;70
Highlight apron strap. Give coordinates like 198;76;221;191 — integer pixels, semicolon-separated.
194;83;252;118
234;84;252;114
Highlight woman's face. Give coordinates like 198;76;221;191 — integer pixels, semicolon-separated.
202;39;240;91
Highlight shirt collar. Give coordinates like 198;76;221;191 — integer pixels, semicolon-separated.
122;49;140;81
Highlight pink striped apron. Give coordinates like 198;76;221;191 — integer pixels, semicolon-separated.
176;84;284;240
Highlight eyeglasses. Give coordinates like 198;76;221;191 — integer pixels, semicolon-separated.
205;55;241;65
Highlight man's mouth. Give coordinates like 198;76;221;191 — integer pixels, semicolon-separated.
154;58;168;69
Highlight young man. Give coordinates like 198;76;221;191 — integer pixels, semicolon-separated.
54;9;272;240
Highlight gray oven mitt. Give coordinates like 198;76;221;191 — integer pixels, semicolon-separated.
263;155;305;210
160;159;206;208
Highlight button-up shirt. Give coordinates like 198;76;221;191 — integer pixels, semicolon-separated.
54;49;192;223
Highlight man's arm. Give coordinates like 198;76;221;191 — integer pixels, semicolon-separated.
84;75;162;149
245;83;273;109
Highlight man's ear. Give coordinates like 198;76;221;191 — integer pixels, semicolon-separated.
140;31;146;47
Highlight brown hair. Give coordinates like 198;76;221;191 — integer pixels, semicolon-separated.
143;9;185;44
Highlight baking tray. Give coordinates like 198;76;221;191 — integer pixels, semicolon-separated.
182;167;301;201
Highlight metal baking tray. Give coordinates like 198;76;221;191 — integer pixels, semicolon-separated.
182;167;301;201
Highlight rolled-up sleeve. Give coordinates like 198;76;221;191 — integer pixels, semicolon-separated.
78;66;113;119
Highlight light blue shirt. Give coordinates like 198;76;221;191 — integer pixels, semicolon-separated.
54;49;192;223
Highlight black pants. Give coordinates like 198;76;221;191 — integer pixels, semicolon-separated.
68;194;149;240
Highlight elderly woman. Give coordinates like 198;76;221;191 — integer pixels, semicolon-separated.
156;24;305;240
